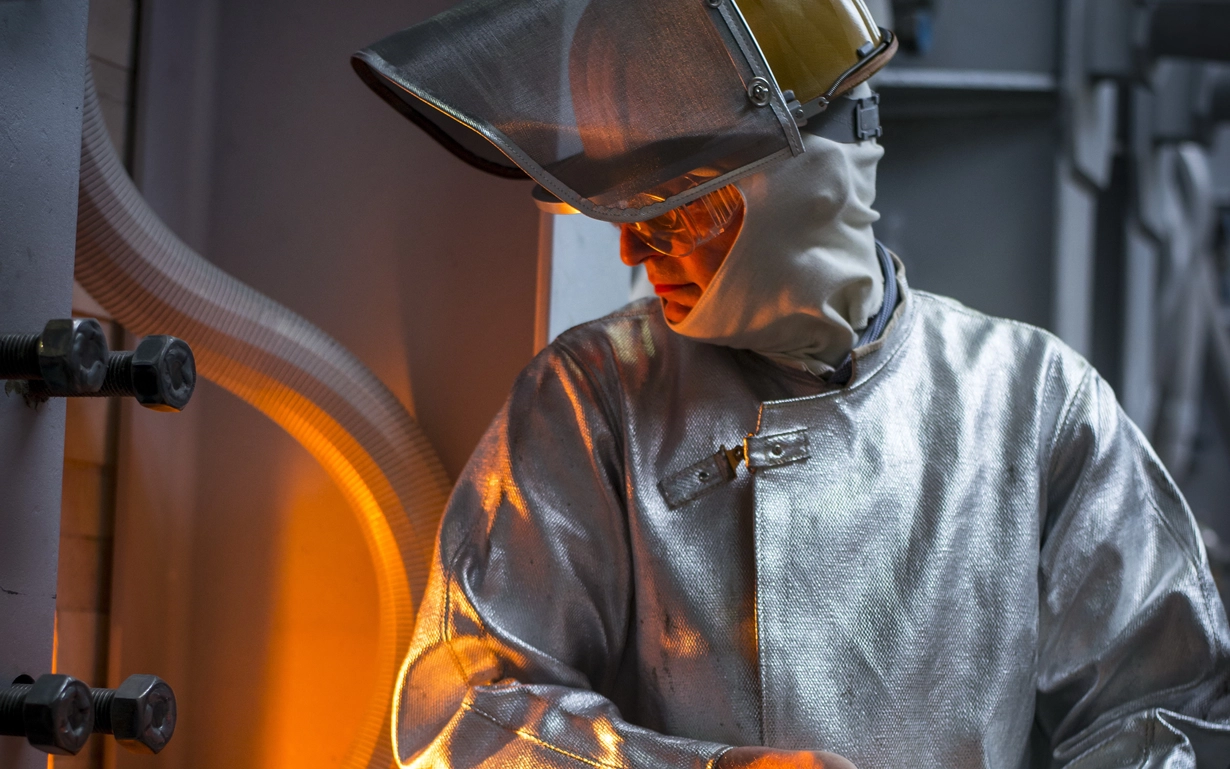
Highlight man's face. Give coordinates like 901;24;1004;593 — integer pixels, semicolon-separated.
619;205;745;323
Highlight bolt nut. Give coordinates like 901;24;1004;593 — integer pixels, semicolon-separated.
23;675;93;755
111;675;176;754
37;319;108;395
131;336;196;412
747;77;773;107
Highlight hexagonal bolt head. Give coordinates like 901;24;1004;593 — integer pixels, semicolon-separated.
131;336;196;412
109;675;176;754
23;675;94;756
38;319;108;395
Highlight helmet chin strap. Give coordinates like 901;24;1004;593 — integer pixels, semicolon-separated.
800;91;882;145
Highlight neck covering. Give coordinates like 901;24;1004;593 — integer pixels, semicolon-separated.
667;95;885;376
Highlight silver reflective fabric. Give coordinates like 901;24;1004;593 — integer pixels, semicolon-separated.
352;0;801;222
396;266;1230;769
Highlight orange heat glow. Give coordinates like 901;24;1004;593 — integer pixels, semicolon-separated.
260;458;381;769
209;358;431;769
48;615;58;769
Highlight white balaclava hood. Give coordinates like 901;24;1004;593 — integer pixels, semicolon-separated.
668;98;886;376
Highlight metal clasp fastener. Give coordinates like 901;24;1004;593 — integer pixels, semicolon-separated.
658;426;811;508
658;444;745;509
855;94;882;141
744;429;811;470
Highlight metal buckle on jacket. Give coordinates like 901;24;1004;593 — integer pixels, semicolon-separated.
658;445;744;509
657;428;811;509
744;429;811;470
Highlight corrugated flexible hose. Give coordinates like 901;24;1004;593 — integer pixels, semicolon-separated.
74;68;451;769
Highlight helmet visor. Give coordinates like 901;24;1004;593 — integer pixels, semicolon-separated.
354;0;892;222
737;0;892;111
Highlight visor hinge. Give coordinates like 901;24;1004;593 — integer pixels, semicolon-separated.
782;89;806;127
855;94;883;141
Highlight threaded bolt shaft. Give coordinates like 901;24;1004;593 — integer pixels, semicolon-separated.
0;684;34;736
96;352;135;398
90;688;115;734
0;335;42;380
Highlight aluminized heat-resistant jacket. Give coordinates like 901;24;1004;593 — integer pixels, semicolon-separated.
395;267;1230;769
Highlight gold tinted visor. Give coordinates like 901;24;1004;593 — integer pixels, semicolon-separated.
735;0;896;116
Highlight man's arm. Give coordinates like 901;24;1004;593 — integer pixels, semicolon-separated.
394;344;736;769
1038;370;1230;768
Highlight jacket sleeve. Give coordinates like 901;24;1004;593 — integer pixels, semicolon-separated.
393;344;731;769
1038;368;1230;768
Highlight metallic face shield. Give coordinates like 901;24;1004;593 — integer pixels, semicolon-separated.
354;0;896;223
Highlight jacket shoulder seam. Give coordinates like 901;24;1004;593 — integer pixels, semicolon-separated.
1045;366;1097;476
1043;366;1099;523
551;338;629;462
1144;483;1204;572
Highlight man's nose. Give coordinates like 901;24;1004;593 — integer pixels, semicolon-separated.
620;227;654;266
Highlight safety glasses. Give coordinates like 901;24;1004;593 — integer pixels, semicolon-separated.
624;185;746;257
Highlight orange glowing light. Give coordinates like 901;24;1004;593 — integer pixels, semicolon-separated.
261;460;380;769
208;359;431;769
47;613;58;769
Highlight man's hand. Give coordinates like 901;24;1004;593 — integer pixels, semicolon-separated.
716;747;858;769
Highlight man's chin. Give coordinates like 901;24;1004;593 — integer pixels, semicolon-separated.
662;300;693;324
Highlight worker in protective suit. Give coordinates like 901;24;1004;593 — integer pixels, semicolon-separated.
353;1;1230;768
